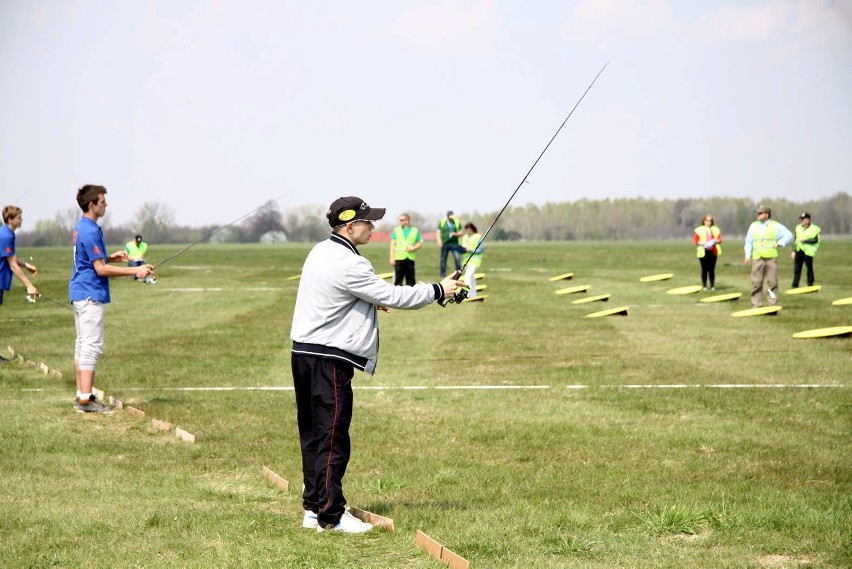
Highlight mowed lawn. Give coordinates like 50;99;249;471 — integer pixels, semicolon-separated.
1;239;850;568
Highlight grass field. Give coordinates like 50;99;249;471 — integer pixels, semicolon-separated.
2;239;850;568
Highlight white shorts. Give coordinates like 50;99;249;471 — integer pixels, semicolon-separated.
73;300;105;371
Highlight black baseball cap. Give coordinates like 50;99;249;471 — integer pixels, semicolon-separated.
326;196;386;227
799;212;810;219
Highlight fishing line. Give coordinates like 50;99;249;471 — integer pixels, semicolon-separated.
144;196;284;283
441;62;609;305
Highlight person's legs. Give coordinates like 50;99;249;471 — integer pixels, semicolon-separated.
402;259;415;286
313;360;354;528
393;263;404;286
707;254;717;288
292;354;319;516
804;255;815;286
464;264;477;298
766;258;779;305
792;250;804;287
699;256;710;288
451;245;463;272
750;259;765;307
439;246;450;277
73;300;105;405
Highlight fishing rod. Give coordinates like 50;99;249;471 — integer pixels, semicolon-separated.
439;62;609;306
143;197;284;283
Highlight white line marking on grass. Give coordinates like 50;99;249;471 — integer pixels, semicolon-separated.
434;385;551;390
162;288;227;292
68;384;848;394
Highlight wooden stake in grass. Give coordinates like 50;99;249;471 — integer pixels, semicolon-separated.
151;418;173;432
349;506;394;532
415;530;469;569
175;427;196;444
126;406;146;419
261;466;289;492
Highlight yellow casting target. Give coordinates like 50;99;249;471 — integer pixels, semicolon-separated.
832;297;852;306
462;295;487;303
700;293;742;303
732;306;782;318
640;273;673;282
666;285;702;295
585;306;629;318
377;272;394;280
555;285;590;295
792;326;852;339
784;285;821;295
287;274;302;281
572;294;611;304
548;272;574;282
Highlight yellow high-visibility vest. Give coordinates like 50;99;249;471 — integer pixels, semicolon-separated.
125;240;147;259
749;221;779;259
391;226;420;261
694;225;722;258
794;224;820;257
461;233;484;268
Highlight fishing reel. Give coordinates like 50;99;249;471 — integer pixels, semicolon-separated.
437;270;469;307
438;287;469;307
142;272;158;285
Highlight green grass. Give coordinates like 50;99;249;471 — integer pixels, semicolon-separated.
2;240;850;568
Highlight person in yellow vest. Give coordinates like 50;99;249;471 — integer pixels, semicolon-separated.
437;211;464;277
125;234;148;280
388;213;422;286
693;214;722;291
790;212;820;288
460;222;484;299
744;205;793;307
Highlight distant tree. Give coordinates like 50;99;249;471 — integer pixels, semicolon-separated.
135;201;177;243
242;201;284;242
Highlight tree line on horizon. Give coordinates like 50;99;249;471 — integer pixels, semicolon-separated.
14;192;850;247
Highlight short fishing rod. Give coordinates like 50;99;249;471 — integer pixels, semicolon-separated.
143;197;284;283
439;62;609;306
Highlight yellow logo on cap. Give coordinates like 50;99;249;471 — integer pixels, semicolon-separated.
339;209;356;221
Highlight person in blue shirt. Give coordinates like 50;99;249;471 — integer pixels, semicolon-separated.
69;185;154;412
743;205;793;307
1;206;39;362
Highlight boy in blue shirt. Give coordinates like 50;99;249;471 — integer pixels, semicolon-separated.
69;185;154;412
1;206;39;362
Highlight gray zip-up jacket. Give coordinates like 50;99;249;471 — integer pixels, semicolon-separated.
290;233;443;374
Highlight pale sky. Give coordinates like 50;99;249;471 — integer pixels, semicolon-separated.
1;0;850;228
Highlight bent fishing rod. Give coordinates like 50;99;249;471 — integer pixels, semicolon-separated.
143;196;284;283
439;62;609;306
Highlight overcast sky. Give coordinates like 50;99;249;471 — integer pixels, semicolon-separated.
1;0;850;229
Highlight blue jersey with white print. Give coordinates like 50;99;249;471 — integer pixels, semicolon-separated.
69;217;110;303
0;224;15;291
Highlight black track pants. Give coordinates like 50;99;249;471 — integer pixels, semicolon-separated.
292;354;353;527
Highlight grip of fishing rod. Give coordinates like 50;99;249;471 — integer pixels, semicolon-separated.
437;270;463;307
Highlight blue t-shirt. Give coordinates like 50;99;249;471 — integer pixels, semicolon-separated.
69;217;110;303
0;224;15;291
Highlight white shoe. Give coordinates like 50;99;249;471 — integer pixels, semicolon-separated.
302;510;318;529
316;510;373;534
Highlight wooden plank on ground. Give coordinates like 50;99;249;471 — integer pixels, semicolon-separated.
415;530;444;562
261;466;289;492
175;427;196;443
349;507;394;532
151;418;172;432
441;547;470;569
126;406;146;419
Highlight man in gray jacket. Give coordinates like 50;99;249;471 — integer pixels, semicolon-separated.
290;196;463;534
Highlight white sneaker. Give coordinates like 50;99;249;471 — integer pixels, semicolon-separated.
316;510;373;534
302;510;318;529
